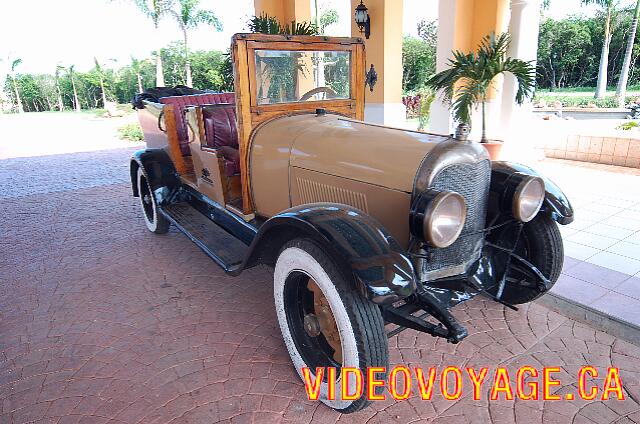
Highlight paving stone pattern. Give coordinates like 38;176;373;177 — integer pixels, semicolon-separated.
0;149;133;199
1;148;640;423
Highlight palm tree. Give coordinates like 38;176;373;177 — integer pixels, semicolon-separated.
312;4;339;89
61;65;81;112
131;57;146;93
132;0;174;87
426;33;536;142
616;0;640;104
94;57;109;108
55;65;64;111
313;0;338;35
171;0;222;87
9;58;24;113
585;0;618;99
248;13;318;35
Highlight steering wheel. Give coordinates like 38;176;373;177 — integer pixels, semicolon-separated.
299;86;338;102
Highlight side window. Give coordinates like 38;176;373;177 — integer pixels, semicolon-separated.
254;50;351;105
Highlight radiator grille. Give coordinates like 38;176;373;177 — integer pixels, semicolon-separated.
422;160;491;278
296;177;369;213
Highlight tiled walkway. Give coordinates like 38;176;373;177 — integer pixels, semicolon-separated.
532;159;640;327
1;142;640;422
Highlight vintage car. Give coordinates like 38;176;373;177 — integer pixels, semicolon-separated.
130;33;573;412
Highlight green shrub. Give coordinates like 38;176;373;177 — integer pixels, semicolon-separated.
533;94;635;109
537;87;598;94
417;89;436;131
95;104;132;117
616;121;639;131
118;123;144;141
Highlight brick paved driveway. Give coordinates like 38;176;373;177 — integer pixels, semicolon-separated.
2;146;640;423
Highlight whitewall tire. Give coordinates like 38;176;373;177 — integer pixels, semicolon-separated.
274;239;388;413
137;167;170;234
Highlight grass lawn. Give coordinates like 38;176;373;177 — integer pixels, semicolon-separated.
5;103;133;117
534;85;640;108
537;85;640;96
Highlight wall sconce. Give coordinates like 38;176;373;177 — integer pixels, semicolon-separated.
365;64;377;92
354;1;370;39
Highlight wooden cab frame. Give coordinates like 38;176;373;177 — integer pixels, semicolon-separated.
231;33;367;214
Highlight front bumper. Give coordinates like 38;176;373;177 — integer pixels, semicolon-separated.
382;242;553;342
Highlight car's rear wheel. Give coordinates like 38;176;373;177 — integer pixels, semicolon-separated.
488;214;563;304
274;239;388;413
137;168;170;234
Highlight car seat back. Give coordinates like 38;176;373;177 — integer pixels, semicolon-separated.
160;93;236;156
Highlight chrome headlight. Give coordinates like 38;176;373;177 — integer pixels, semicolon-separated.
513;176;545;222
410;190;467;248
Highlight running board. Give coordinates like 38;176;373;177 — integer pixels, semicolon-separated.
160;202;248;272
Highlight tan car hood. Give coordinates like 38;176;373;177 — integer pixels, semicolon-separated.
289;116;450;192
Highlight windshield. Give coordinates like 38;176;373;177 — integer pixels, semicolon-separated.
254;50;351;105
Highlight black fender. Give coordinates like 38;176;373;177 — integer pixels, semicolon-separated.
491;161;574;225
130;148;181;199
238;203;417;305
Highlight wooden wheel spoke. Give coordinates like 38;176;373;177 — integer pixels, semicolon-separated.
307;278;343;364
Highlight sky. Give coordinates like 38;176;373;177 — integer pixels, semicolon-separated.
0;0;625;80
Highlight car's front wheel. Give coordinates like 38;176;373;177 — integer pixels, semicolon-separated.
274;239;388;413
137;167;170;234
488;214;564;304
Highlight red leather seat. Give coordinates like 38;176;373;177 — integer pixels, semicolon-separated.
159;93;236;156
202;105;240;175
159;93;240;176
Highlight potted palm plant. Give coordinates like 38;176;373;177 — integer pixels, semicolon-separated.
426;33;536;159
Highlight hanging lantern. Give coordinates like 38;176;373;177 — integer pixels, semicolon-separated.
354;1;370;39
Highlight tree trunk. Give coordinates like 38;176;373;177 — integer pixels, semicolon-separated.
184;31;192;87
137;72;144;93
56;80;64;111
156;52;165;87
155;22;165;87
11;75;24;113
595;7;613;99
616;0;640;105
99;75;108;108
71;76;81;112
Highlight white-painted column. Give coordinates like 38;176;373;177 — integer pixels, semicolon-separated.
429;0;457;136
501;0;543;160
364;103;407;127
351;0;405;127
429;0;507;140
430;0;513;140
